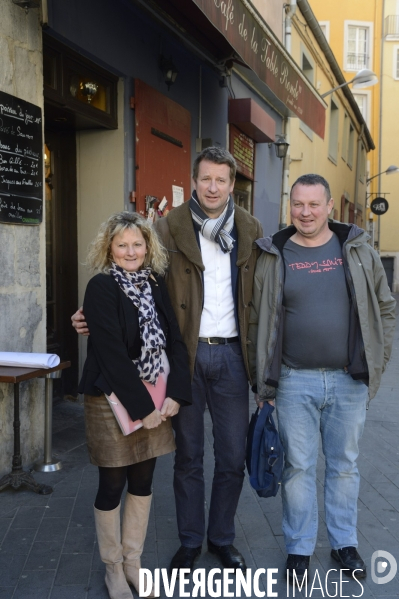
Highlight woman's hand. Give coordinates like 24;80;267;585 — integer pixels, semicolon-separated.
142;409;165;429
161;397;180;418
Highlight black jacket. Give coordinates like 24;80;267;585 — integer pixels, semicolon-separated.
78;272;192;420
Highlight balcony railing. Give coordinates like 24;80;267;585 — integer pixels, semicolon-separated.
385;15;399;37
346;53;369;70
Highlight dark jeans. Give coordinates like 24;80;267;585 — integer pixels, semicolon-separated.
173;341;249;547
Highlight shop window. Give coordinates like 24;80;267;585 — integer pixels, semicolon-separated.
43;35;118;130
233;176;253;214
229;125;254;214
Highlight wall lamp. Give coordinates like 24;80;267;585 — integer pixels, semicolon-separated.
366;164;399;185
321;68;378;99
159;56;178;91
271;136;290;159
12;0;39;12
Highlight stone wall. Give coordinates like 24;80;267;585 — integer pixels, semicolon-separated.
0;4;46;475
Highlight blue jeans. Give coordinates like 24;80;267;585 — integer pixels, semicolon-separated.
276;366;368;556
173;341;249;547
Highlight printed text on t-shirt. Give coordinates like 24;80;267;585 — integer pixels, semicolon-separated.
287;257;343;274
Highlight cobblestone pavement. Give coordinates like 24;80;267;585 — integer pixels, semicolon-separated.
0;296;398;598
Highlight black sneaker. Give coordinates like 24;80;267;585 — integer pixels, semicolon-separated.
331;547;367;578
286;554;310;584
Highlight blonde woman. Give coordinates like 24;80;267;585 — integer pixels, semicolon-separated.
79;212;191;599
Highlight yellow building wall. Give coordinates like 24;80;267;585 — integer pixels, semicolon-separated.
380;0;399;273
310;0;381;198
310;0;399;289
287;11;368;224
251;0;285;42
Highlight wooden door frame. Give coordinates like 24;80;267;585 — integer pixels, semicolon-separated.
45;127;79;396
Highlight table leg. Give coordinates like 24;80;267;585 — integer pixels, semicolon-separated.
34;377;62;472
0;383;52;495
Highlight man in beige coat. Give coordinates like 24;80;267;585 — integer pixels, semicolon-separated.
248;173;396;585
73;147;262;574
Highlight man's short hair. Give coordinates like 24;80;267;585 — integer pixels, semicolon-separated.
290;173;331;202
192;146;237;182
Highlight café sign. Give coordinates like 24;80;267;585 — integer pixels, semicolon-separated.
370;197;389;215
192;0;326;138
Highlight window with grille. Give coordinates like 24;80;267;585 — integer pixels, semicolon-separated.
344;22;373;71
347;26;369;69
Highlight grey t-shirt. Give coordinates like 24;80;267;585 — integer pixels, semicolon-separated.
282;233;350;369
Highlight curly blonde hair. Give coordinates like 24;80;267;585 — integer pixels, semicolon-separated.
86;212;168;275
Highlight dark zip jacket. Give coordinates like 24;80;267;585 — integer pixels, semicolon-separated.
248;222;396;400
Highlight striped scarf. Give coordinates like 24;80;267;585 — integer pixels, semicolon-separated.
189;190;235;253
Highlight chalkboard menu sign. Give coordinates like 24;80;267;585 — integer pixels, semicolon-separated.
0;91;43;225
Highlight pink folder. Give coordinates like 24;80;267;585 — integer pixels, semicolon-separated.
105;351;170;436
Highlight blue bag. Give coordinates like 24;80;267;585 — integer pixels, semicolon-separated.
246;404;284;498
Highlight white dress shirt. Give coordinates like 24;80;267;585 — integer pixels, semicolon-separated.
198;234;238;338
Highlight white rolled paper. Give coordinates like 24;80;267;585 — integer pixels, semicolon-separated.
0;352;60;369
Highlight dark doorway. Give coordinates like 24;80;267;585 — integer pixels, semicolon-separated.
381;257;394;291
45;127;78;396
43;34;119;397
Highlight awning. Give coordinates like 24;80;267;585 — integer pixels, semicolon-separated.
191;0;325;138
228;98;275;143
141;0;326;137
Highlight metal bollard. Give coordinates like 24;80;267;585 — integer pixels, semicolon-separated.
34;370;62;472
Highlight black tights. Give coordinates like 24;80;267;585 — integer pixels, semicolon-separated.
94;457;157;511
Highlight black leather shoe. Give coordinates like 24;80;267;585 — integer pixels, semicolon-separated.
207;540;246;571
169;545;201;576
331;547;367;578
286;554;310;584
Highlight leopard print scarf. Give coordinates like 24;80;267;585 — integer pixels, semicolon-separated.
110;263;166;384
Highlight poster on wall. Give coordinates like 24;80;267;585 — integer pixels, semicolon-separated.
230;125;255;180
0;90;43;225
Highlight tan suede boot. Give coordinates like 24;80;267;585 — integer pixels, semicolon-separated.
122;493;158;598
94;504;133;599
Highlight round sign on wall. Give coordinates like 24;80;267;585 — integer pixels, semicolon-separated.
370;197;389;215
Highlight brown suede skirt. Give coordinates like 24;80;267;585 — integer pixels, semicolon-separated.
84;394;176;467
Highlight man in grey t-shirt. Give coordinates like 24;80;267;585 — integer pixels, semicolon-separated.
282;234;350;369
249;174;396;585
